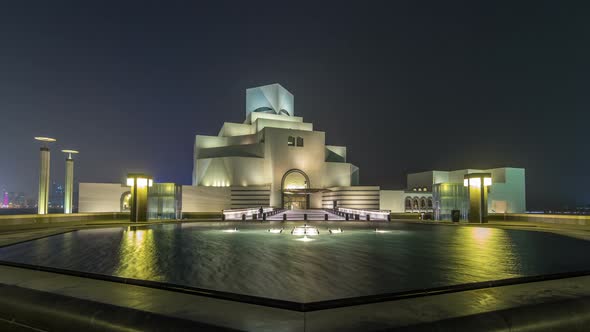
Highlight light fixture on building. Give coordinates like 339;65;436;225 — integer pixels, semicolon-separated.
463;173;492;223
126;173;153;222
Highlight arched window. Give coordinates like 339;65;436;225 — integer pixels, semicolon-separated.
413;198;419;209
296;137;304;147
405;197;412;208
288;136;295;146
428;198;433;208
420;197;427;208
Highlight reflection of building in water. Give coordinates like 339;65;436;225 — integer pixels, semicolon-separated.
76;83;526;220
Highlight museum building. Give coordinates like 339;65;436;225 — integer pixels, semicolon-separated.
78;84;526;220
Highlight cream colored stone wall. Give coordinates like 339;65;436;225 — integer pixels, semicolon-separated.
181;186;231;212
79;183;130;212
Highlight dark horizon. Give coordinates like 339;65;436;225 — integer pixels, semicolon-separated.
1;1;589;210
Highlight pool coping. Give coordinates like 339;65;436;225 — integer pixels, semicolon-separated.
0;257;588;312
1;264;590;332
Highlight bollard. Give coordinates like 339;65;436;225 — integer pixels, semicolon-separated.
304;213;308;221
263;213;267;221
324;213;328;221
366;214;370;221
355;214;360;220
345;214;349;221
283;213;287;221
241;214;246;221
221;214;226;221
253;214;257;220
387;214;391;222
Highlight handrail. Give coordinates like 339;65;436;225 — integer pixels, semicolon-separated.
1;259;588;312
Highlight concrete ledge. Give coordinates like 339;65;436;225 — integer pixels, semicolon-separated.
0;284;234;332
490;213;590;226
0;264;589;331
396;296;590;332
0;213;129;226
182;212;222;220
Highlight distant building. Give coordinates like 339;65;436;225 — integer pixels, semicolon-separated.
49;182;64;209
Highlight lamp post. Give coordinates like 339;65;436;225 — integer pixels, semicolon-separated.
61;150;79;214
126;173;153;222
464;173;492;223
34;137;56;215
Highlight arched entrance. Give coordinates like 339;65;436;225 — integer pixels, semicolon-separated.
281;169;310;209
120;192;131;212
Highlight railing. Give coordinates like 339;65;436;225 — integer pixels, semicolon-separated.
335;207;391;221
222;207;280;220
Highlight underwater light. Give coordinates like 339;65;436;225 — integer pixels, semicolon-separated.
268;228;283;234
223;228;239;233
374;228;390;233
329;228;343;234
291;224;319;236
296;235;314;242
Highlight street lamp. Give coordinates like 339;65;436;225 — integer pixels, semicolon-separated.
34;137;56;215
61;150;79;214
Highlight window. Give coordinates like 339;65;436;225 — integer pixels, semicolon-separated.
296;137;304;147
288;136;295;146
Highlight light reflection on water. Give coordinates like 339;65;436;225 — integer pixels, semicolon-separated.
0;222;589;302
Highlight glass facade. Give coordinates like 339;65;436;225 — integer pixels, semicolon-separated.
432;183;469;221
147;183;182;220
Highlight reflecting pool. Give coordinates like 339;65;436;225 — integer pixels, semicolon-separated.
0;222;589;302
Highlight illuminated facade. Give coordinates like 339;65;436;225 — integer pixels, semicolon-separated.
193;83;365;209
407;168;526;220
77;84;526;219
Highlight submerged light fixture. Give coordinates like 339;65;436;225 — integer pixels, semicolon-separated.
375;228;391;233
223;228;239;233
295;235;314;242
291;224;319;236
329;228;343;234
268;228;283;234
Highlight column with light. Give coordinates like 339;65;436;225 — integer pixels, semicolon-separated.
126;173;153;222
464;173;492;223
61;150;79;214
34;137;56;215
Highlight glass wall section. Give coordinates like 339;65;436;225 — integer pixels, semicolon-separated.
432;183;469;221
148;183;182;220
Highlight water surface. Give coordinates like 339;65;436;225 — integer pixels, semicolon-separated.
0;222;588;302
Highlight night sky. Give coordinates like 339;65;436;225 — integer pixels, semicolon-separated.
1;1;588;209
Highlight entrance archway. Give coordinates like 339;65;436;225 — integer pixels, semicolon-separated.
120;191;131;212
281;169;310;209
